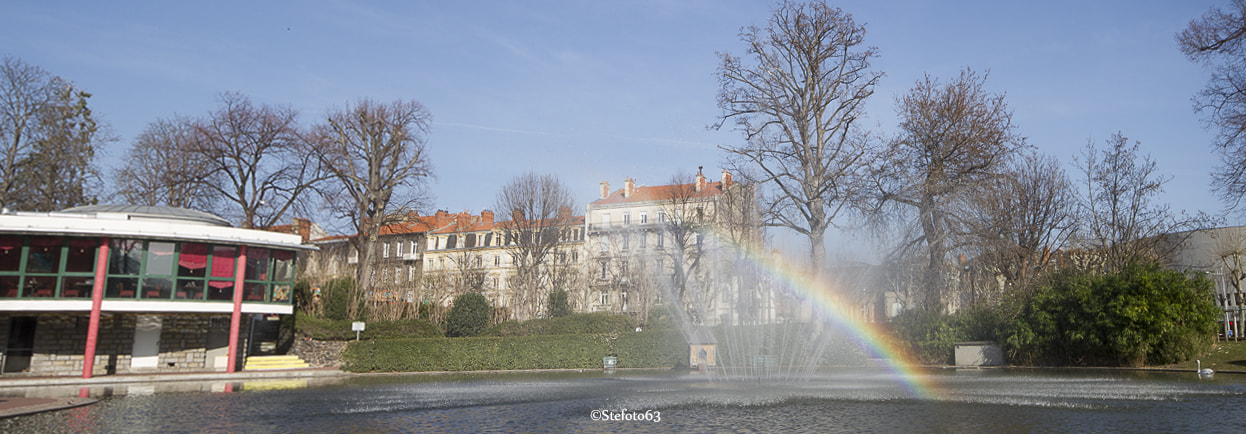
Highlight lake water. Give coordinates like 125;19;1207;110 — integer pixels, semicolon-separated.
2;368;1244;433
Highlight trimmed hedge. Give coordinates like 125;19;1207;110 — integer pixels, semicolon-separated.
490;312;637;336
341;329;685;372
296;315;444;341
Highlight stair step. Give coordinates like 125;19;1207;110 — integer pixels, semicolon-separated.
244;355;310;370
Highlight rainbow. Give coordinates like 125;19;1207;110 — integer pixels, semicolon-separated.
710;230;939;399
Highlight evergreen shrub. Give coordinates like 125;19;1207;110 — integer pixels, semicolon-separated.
445;292;491;337
1006;263;1219;367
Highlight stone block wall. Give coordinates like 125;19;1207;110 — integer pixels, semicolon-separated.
291;338;347;368
1;313;255;376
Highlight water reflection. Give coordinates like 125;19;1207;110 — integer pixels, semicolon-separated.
1;369;1244;432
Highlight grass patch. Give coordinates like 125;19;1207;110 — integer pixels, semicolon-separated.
1165;341;1246;371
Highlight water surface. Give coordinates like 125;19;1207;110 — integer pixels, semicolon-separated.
3;368;1244;433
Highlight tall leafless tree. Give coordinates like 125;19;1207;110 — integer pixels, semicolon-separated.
494;172;575;320
1211;227;1246;341
192;92;325;229
114;116;215;209
309;98;433;316
968;153;1076;298
1076;132;1210;272
715;1;882;284
1178;0;1246;209
1;56;106;211
873;69;1025;313
657;172;715;319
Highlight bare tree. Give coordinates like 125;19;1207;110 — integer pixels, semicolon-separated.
969;153;1076;296
715;1;882;283
494;172;576;320
1210;227;1246;341
872;69;1025;313
192;92;325;228
1076;132;1211;272
657;172;715;319
420;271;453;325
1178;0;1246;209
114;116;215;209
309;98;433;316
1;56;106;211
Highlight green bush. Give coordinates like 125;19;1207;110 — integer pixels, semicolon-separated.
490;312;637;336
321;277;354;321
295;315;443;340
1005;263;1220;367
445;292;491;337
547;288;572;318
341;329;685;372
293;279;313;313
888;306;1007;365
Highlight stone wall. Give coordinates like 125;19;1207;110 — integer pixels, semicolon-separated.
291;338;347;368
1;313;254;376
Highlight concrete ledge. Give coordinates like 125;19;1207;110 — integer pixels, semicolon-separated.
0;367;346;388
0;397;96;419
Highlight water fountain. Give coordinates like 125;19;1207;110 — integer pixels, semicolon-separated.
656;233;879;384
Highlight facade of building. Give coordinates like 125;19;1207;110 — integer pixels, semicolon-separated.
300;209;587;321
422;209;586;321
301;211;446;303
0;205;310;377
586;169;767;325
1165;226;1246;340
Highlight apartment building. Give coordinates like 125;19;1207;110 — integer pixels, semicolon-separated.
586;168;766;325
422;209;586;321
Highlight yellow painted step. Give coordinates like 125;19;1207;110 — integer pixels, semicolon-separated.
243;355;310;370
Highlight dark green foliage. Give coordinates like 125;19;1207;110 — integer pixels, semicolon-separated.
445;292;491;337
490;312;636;336
295;315;443;341
546;288;572;318
888;306;1007;365
341;329;685;372
321;277;354;321
293;280;313;313
1006;263;1219;367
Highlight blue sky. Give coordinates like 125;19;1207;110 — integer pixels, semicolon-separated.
0;0;1227;257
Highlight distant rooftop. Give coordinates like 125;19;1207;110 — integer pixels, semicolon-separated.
59;205;232;227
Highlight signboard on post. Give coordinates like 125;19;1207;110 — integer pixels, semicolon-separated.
352;321;365;341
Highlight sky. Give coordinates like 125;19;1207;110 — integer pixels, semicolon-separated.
0;0;1229;261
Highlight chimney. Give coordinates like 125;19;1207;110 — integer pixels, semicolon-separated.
481;210;495;223
624;178;635;198
295;218;311;243
600;181;610;200
722;170;732;189
433;210;451;228
558;206;572;219
695;167;706;193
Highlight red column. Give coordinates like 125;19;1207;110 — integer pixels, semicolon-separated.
82;237;110;379
226;245;248;373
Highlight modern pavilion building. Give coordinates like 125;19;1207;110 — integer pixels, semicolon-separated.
0;205;310;377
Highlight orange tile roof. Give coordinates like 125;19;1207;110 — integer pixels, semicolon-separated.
592;181;725;205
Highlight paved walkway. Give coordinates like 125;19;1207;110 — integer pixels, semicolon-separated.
0;367;347;419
